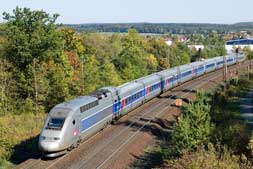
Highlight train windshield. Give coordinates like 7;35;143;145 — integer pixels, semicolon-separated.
47;118;65;130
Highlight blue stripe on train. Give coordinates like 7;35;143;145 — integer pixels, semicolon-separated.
81;105;112;131
206;63;215;69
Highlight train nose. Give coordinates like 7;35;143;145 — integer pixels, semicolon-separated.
39;136;61;152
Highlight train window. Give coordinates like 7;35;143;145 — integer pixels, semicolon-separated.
47;118;65;130
72;120;75;125
80;105;86;112
80;100;99;113
127;97;130;103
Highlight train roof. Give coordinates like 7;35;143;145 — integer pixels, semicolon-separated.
135;73;160;82
54;96;97;111
116;81;143;96
158;67;177;76
189;61;204;66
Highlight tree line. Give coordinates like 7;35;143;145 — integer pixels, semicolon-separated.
66;22;253;34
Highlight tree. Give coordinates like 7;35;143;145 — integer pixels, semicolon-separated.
60;27;84;55
146;38;170;70
99;61;122;86
2;7;72;113
169;91;213;156
0;29;17;115
147;54;158;72
3;7;63;69
114;29;149;81
82;55;100;93
169;41;191;67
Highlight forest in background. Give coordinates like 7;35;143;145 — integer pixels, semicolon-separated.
66;22;253;34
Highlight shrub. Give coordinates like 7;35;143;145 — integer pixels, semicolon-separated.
166;144;241;169
166;91;213;157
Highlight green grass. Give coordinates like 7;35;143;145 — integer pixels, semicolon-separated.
0;113;46;168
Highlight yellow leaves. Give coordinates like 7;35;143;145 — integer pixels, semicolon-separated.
147;54;157;65
159;58;169;69
147;54;158;67
60;27;85;54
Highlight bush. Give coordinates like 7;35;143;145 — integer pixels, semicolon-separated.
166;144;241;169
166;91;213;157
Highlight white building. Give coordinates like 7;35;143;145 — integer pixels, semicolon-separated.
226;39;253;53
188;45;204;51
165;38;172;46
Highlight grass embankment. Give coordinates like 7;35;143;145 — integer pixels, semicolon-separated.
0;113;46;168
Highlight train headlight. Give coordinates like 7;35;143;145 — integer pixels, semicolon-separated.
41;136;46;140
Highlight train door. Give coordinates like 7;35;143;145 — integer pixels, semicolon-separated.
173;74;178;87
176;68;181;85
158;74;165;94
113;95;121;120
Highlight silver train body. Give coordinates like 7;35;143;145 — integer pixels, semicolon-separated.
39;53;245;157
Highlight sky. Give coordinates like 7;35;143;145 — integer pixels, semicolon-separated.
0;0;252;24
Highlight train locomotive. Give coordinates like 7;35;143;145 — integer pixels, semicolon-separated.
39;53;245;157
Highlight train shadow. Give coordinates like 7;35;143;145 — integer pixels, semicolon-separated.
129;146;164;169
9;135;41;165
171;89;197;94
159;89;196;99
115;117;174;140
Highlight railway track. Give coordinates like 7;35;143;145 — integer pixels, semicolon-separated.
17;61;251;169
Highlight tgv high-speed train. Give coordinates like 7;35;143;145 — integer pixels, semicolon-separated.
39;53;245;157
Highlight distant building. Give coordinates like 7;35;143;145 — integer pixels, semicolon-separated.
226;39;253;53
178;35;188;42
164;36;188;47
165;38;172;46
188;45;204;51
